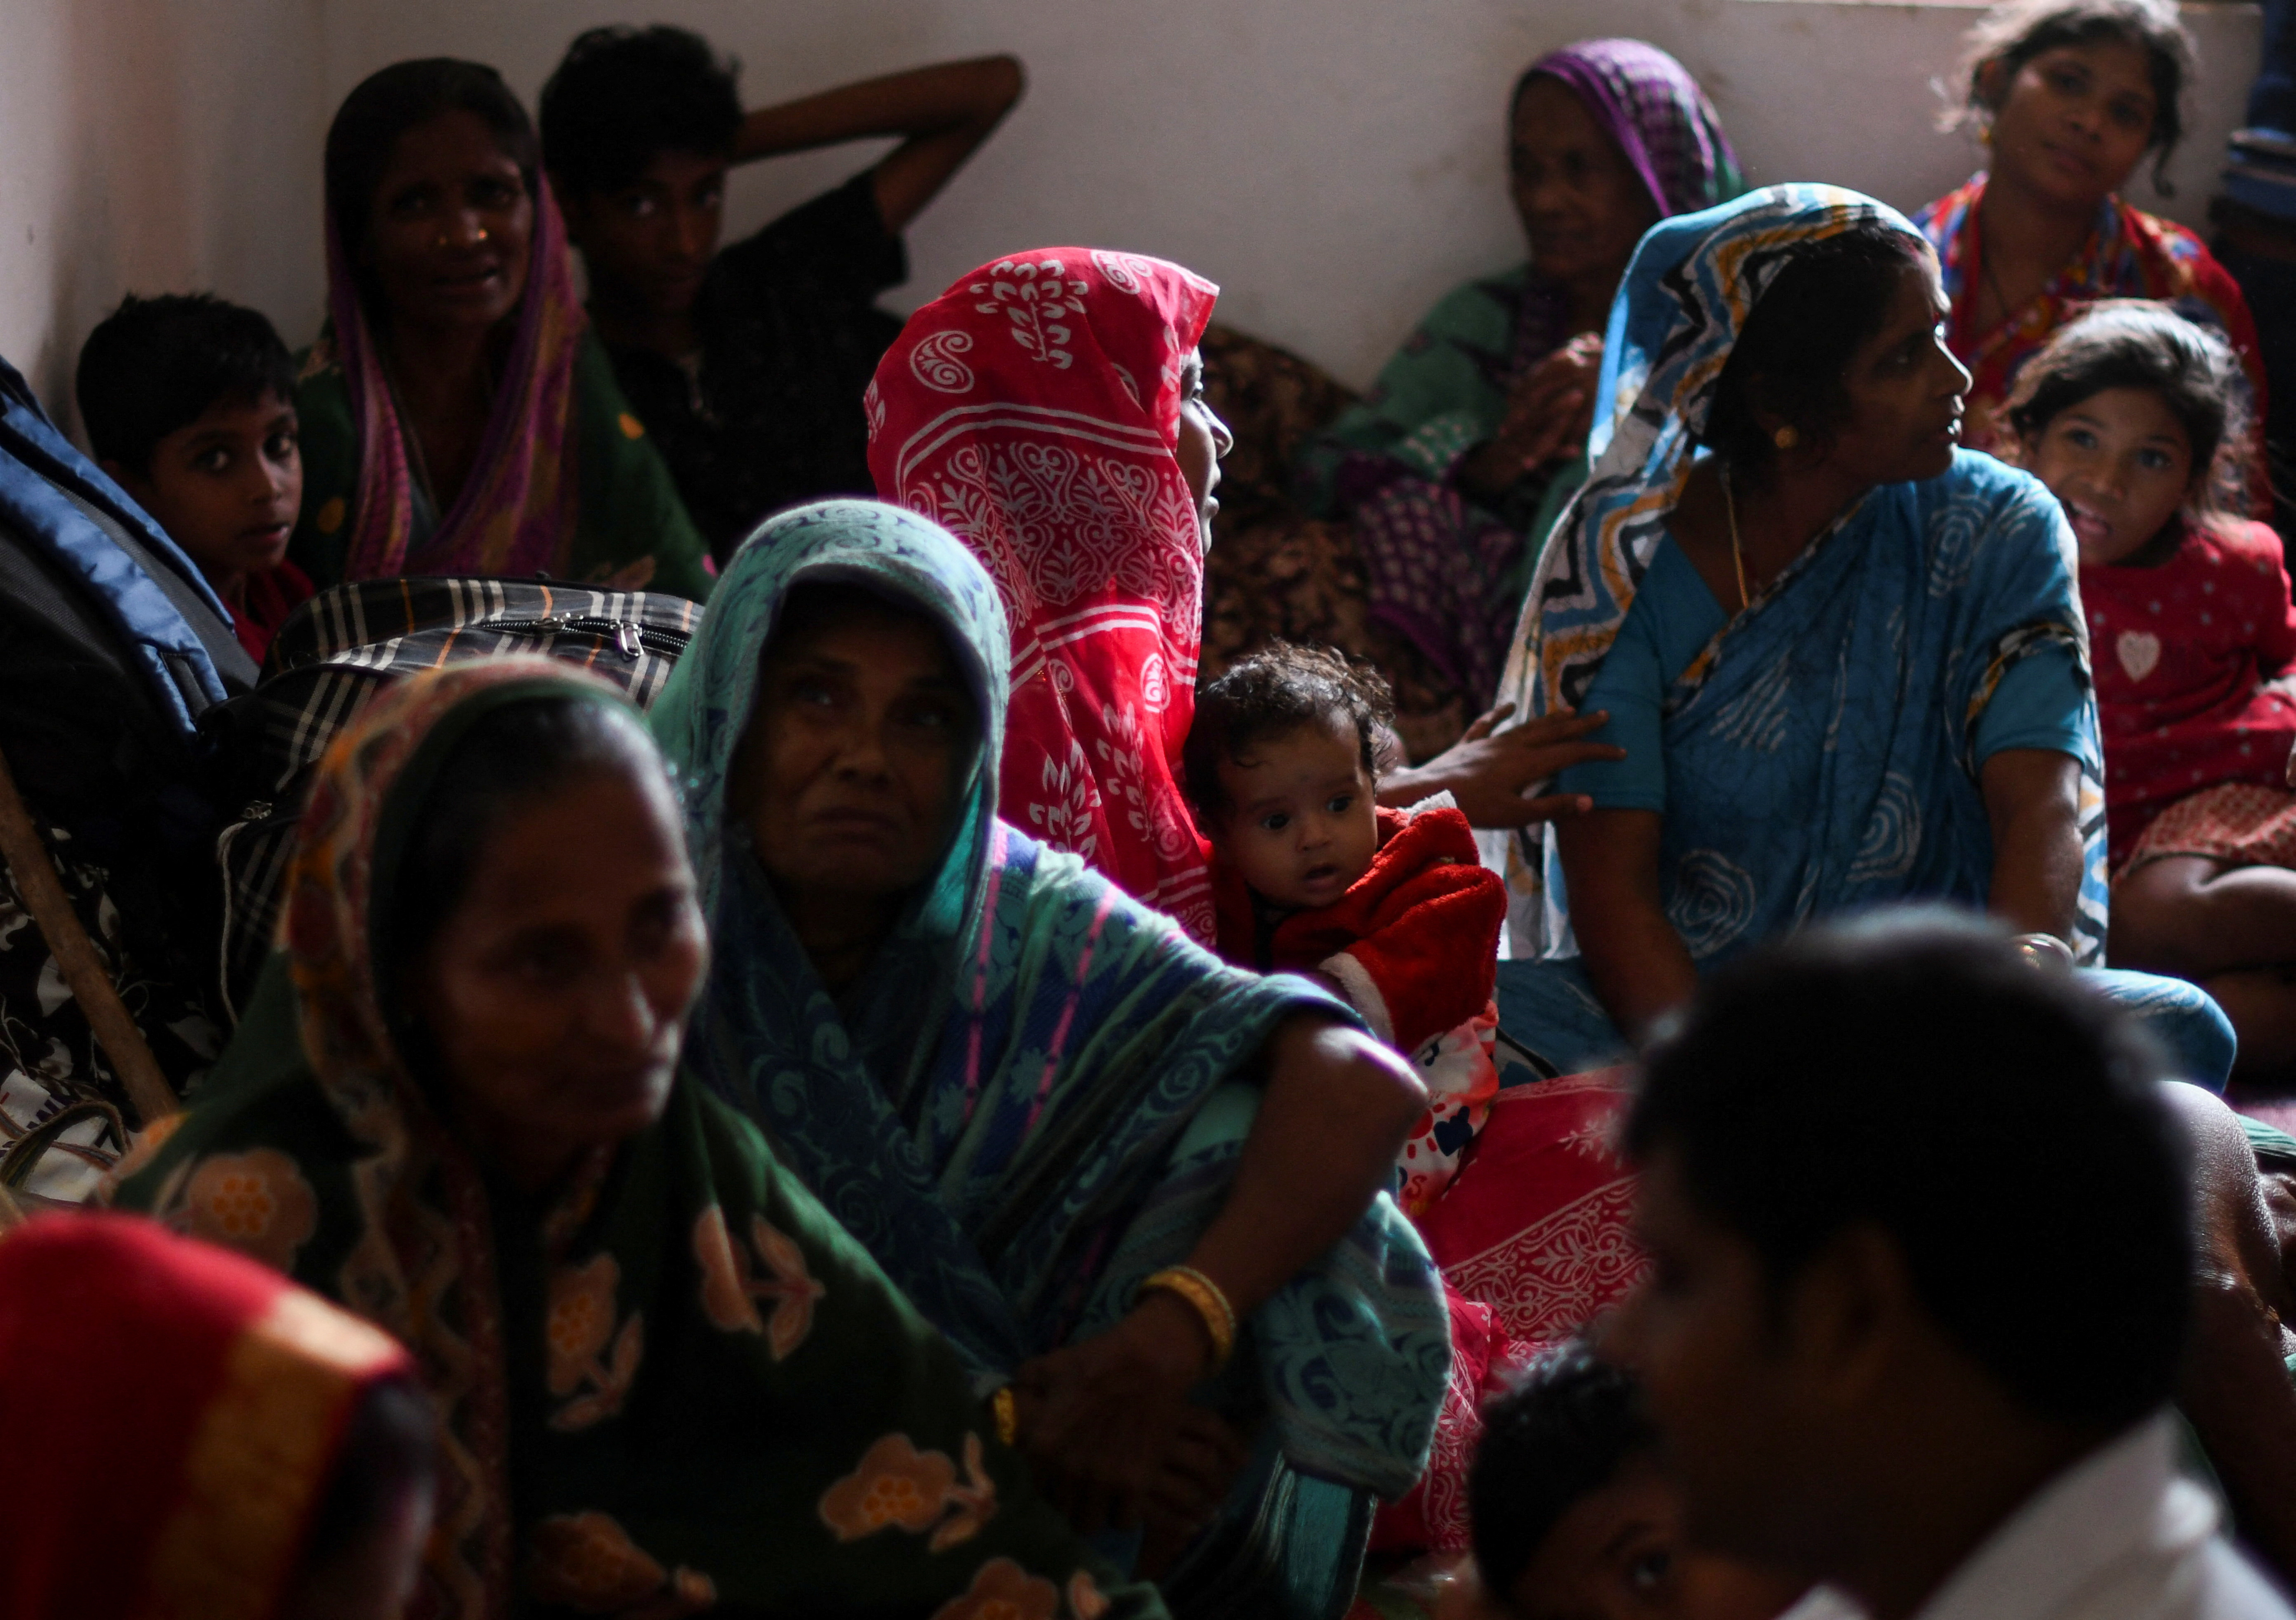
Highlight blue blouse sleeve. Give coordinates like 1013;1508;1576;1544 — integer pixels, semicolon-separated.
1556;539;1727;810
1972;642;2089;763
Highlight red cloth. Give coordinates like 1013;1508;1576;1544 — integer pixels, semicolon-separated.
1211;803;1504;1054
1371;1070;1650;1554
869;251;1222;941
2083;517;2296;864
0;1210;412;1620
232;557;316;666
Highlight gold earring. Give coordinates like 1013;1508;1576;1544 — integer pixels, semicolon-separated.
1773;425;1800;451
475;227;490;243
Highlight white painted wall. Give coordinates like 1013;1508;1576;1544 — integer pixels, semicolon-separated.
0;0;2262;429
0;0;326;431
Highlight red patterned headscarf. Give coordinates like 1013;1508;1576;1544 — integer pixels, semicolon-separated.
868;250;1221;941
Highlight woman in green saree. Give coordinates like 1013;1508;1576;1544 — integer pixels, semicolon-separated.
653;500;1451;1617
291;59;712;602
110;656;1161;1620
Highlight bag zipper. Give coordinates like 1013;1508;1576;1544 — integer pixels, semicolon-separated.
490;615;689;660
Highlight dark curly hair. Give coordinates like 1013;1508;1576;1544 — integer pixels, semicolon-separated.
1942;0;2194;194
76;293;295;475
1469;1340;1658;1602
1697;222;1930;484
540;26;745;200
1184;643;1395;824
2004;299;2247;514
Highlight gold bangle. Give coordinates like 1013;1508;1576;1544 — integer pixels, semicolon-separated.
1138;1265;1237;1371
991;1385;1018;1448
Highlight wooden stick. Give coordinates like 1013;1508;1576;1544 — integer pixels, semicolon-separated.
0;742;178;1127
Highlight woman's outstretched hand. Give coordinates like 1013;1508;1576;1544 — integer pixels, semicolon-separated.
1379;703;1625;828
1011;1293;1249;1541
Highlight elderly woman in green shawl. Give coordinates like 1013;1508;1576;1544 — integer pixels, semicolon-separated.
110;656;1164;1620
650;500;1449;1614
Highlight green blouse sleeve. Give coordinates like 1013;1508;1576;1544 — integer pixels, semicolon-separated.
568;334;713;604
287;354;358;591
1294;268;1526;514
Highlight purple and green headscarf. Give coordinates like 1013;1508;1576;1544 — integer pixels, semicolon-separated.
1514;38;1742;220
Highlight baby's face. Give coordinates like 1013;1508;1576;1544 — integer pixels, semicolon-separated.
1505;1457;1808;1620
1211;715;1380;912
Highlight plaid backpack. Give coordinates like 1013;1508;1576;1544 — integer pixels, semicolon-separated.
210;576;700;1019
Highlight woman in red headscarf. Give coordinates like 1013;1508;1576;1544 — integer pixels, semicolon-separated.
869;249;1231;941
0;1211;432;1620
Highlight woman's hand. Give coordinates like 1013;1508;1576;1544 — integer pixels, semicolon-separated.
1015;1016;1416;1538
1379;703;1625;828
1012;1294;1249;1537
1457;334;1603;501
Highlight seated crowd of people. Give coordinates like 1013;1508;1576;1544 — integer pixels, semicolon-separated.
5;2;2296;1617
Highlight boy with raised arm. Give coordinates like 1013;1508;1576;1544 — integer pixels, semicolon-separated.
540;28;1023;561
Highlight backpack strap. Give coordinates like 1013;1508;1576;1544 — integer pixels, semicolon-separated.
0;734;179;1129
0;359;254;736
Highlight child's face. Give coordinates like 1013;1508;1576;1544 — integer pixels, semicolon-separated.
117;391;301;590
1503;1455;1808;1620
2026;385;2194;565
1211;715;1380;912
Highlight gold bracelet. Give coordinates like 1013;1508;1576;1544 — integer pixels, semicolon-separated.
1138;1265;1237;1371
991;1385;1018;1448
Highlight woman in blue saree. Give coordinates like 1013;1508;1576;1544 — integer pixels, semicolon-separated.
1484;184;2234;1083
649;499;1449;1617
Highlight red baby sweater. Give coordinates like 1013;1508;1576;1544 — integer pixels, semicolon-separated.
1211;801;1505;1053
2082;516;2296;863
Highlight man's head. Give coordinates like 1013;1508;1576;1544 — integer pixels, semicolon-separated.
1606;910;2190;1575
1473;1341;1809;1620
540;26;744;321
76;293;301;592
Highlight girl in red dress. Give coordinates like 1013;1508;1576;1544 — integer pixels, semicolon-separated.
2008;301;2296;1086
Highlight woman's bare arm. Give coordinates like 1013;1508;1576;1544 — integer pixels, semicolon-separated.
732;56;1025;233
1379;703;1623;827
1978;748;2083;942
1555;808;1697;1041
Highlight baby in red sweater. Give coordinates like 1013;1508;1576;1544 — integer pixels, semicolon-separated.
1183;643;1507;1215
2008;301;2296;1085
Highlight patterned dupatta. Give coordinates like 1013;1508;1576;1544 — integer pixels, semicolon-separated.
325;177;584;581
0;1212;410;1620
867;250;1223;942
1488;186;2104;960
650;501;1449;1502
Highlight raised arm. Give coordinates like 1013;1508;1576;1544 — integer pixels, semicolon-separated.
1555;807;1697;1043
732;55;1026;233
1978;747;2083;944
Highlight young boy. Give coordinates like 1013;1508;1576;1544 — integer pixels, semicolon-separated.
1184;642;1508;1215
539;28;1024;562
1462;1341;1816;1620
1609;910;2292;1620
76;293;311;663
